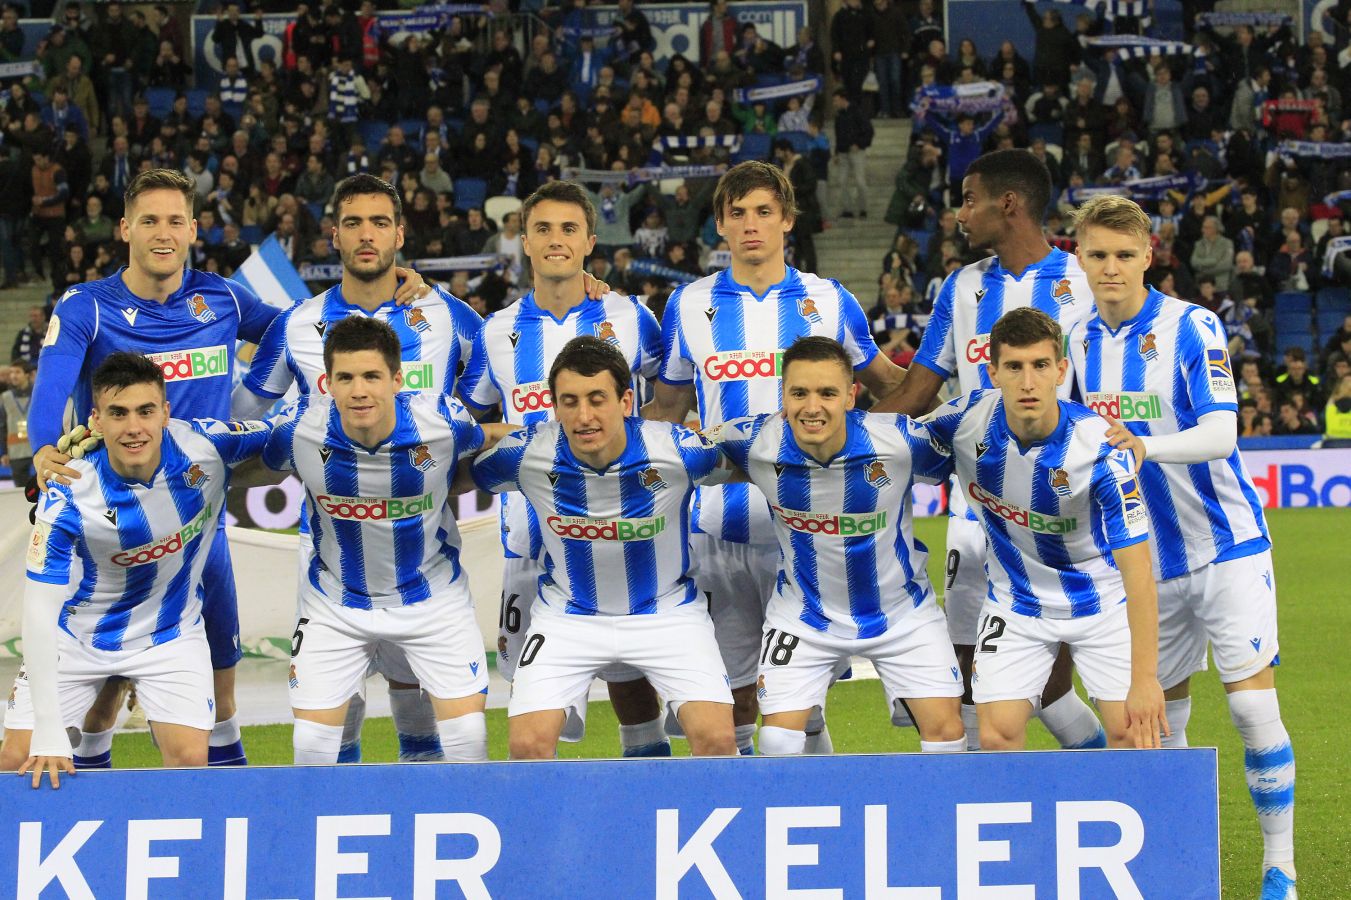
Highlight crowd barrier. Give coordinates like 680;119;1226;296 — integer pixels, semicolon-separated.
0;748;1219;899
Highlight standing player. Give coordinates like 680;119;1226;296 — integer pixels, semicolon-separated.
233;174;484;764
922;308;1168;750
874;149;1106;751
2;353;272;786
473;337;737;759
713;337;965;754
646;161;906;754
262;317;506;764
459;182;670;757
26;169;427;769
1067;196;1296;899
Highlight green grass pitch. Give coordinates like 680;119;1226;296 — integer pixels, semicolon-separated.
103;507;1347;897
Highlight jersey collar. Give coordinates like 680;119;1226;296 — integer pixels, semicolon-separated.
1094;285;1164;337
781;408;865;468
989;247;1062;282
718;265;799;302
521;290;597;324
994;397;1070;455
324;283;398;317
556;416;639;475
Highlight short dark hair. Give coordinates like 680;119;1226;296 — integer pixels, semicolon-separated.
989;307;1063;364
1284;346;1306;362
124;168;196;217
782;336;853;383
548;336;630;397
323;316;402;376
331;173;402;223
92;352;165;403
964;149;1053;223
521;181;597;236
712;160;797;224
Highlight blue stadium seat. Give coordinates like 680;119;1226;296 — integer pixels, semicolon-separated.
1317;309;1345;339
734;133;772;163
453;177;488;212
398;119;424;150
186;89;208;117
1274;311;1312;333
779;130;812;154
1028;122;1064;147
445;117;464;135
305;201;325;223
534;98;552;114
1274;291;1312;314
145;87;175;119
519;136;539;154
358;121;389;150
1317;286;1350;312
1275;332;1314;357
239;225;262;245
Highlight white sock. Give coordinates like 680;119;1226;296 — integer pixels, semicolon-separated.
390;687;444;761
1228;689;1295;873
1161;697;1192;749
803;707;833;754
1039;691;1106;749
209;715;241;748
921;738;968;753
757;725;806;756
436;712;488;762
75;727;116;759
618;716;668;751
734;722;757;754
961;703;981;750
293;719;343;765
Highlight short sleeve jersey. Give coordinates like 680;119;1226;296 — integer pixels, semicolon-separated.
921;390;1149;619
715;409;952;640
1067;288;1269;579
658;266;879;544
27;417;272;651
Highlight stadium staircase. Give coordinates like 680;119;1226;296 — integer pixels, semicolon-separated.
815;115;912;306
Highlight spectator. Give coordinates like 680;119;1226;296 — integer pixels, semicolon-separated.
1142;62;1186;136
784;26;826;78
1189;216;1236;292
294;153;335;207
931;108;1003;207
830;0;874;103
871;0;908;118
1326;374;1351;444
1273;397;1318;435
1275;346;1324;408
1023;3;1078;89
831;89;873;219
773;138;820;273
211;2;265;74
11;307;47;366
1266;231;1313;293
47;54;99;138
72;195;114;248
1064;131;1105;181
0;359;34;488
28;147;67;282
700;0;738;65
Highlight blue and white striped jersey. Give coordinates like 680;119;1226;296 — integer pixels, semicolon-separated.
1067;288;1270;579
714;410;951;640
911;248;1094;522
263;392;485;609
26;418;272;651
459;291;661;558
471;419;727;616
242;284;482;401
921;390;1149;619
658;267;879;544
36;269;278;445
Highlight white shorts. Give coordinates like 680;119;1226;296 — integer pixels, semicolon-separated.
498;555;642;686
971;598;1132;704
757;601;963;717
1157;549;1280;689
289;580;488;711
507;602;733;724
942;516;988;646
5;626;215;733
691;533;778;688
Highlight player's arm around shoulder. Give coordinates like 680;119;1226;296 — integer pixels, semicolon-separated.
701;414;768;483
887;411;956;485
670;420;746;485
468;421;538;496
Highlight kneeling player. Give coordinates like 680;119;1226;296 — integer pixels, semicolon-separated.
713;337;965;755
263;317;506;764
473;337;736;758
922;308;1168;750
2;353;273;786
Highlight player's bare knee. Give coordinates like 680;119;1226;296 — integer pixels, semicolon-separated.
688;730;738;756
918;717;966;744
507;734;555;760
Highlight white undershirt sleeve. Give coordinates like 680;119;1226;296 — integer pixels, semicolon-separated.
22;579;73;758
1139;409;1237;464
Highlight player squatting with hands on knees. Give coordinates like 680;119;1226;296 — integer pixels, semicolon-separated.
1067;195;1297;900
472;336;738;759
25;167;432;771
709;336;966;755
2;352;279;787
260;316;512;765
873;148;1111;752
920;307;1168;752
643;161;907;754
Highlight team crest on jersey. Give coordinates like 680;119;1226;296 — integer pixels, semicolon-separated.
319;446;333;464
756;674;767;700
639;467;667;491
864;460;892;488
183;464;209;489
186;294;217;324
508;331;522;348
405;307;431;333
1048;467;1071;497
27;521;49;569
1052;279;1075;304
288;664;298;689
409;444;436;471
594;320;620;345
798;296;822;324
1138;332;1159;361
975;441;989;460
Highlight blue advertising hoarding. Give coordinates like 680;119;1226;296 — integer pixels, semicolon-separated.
2;749;1219;898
